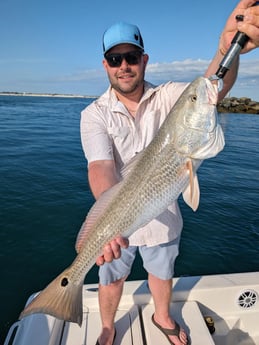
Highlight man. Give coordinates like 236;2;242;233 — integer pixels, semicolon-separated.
80;2;259;344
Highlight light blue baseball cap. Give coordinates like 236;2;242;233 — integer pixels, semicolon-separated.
103;22;144;55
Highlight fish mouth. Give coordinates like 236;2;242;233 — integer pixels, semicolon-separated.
206;78;218;105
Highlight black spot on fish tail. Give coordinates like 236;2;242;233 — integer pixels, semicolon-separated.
19;267;84;325
61;277;69;286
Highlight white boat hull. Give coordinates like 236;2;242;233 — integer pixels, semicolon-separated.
4;272;259;345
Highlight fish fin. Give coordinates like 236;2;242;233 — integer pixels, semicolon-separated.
75;181;123;253
19;267;84;326
182;160;200;211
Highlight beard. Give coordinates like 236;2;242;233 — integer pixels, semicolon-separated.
108;68;145;95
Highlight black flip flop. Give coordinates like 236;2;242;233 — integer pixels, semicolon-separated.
151;314;189;345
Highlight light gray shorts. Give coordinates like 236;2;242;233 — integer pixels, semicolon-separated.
98;237;180;285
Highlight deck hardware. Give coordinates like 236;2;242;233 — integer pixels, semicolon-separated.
204;316;215;334
237;289;258;309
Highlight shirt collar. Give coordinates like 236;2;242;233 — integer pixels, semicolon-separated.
96;81;160;113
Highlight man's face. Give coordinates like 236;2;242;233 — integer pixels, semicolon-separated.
103;44;149;96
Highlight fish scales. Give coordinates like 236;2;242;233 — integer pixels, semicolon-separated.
68;148;191;289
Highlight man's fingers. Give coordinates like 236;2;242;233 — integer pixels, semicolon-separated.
116;236;129;249
96;255;105;266
95;237;129;266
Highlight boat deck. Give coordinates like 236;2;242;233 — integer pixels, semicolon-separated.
5;272;259;345
6;300;214;345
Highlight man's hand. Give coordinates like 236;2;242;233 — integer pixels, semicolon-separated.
220;0;259;55
96;236;129;266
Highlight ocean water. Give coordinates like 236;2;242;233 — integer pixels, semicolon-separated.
0;95;258;343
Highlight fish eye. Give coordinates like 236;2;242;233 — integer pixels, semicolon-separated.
191;95;197;102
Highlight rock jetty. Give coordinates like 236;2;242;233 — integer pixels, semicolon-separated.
217;97;259;114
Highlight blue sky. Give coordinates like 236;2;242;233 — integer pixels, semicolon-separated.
1;0;259;100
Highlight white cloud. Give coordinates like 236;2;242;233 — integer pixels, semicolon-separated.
55;57;259;99
239;59;259;78
146;58;259;83
146;59;210;83
1;57;258;99
60;57;259;89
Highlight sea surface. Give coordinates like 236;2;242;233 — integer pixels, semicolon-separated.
0;95;258;343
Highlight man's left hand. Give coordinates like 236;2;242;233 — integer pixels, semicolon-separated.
96;236;129;266
220;0;259;55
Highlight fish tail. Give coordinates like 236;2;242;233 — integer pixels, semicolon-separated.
19;267;84;326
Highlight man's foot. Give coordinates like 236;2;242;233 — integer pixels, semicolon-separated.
95;328;116;345
151;314;189;345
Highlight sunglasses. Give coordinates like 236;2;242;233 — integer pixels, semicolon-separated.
105;50;143;68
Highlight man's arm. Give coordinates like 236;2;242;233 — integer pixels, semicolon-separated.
205;0;259;101
88;160;119;200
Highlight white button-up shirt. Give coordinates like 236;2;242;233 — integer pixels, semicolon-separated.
80;80;215;246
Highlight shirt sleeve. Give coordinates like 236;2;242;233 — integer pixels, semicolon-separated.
80;102;114;164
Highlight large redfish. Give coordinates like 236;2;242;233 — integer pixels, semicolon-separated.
19;77;224;325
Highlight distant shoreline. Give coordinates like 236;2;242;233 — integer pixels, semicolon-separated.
0;92;98;99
